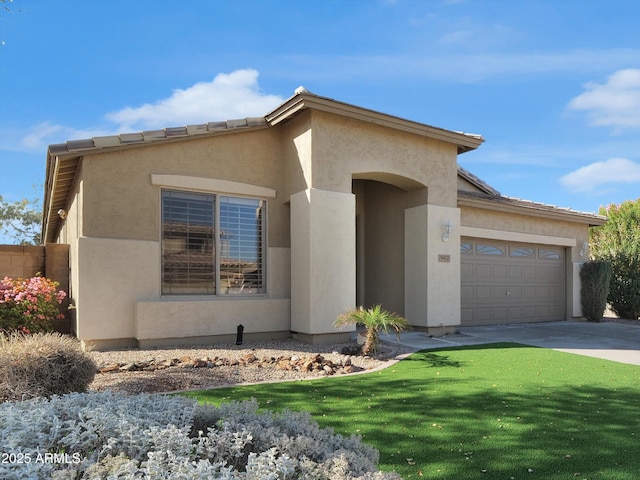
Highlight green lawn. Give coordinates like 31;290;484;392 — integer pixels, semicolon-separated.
182;343;640;479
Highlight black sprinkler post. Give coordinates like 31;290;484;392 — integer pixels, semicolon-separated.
236;324;244;345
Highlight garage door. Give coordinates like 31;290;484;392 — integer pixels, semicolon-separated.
461;239;566;326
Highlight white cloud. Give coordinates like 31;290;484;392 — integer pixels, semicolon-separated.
14;122;112;153
105;69;284;132
559;157;640;193
568;69;640;130
289;48;640;84
439;29;474;44
12;69;284;152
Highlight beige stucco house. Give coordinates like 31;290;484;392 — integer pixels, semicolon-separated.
42;90;606;350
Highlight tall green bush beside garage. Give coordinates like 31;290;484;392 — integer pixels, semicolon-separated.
590;199;640;320
580;261;612;322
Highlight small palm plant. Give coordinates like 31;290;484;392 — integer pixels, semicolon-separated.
334;304;409;355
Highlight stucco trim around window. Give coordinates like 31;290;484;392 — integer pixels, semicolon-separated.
151;174;276;199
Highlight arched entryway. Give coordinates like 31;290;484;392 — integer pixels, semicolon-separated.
352;173;428;315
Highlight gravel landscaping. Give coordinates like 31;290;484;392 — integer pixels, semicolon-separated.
88;337;412;394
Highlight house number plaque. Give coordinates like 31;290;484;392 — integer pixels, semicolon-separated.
438;254;451;263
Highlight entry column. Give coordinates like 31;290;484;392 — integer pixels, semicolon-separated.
405;204;461;333
290;188;356;343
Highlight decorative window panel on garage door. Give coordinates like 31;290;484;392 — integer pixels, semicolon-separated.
460;239;565;326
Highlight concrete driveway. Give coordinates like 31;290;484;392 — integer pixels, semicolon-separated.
380;320;640;366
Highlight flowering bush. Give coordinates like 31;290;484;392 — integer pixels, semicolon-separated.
0;275;66;334
0;393;401;479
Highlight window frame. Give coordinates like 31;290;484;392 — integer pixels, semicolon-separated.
161;188;267;297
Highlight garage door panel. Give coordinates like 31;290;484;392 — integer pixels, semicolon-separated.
477;285;492;299
493;286;508;299
475;308;491;322
493;265;508;280
536;305;550;318
523;266;537;280
476;263;492;280
461;263;474;278
536;286;551;300
461;285;474;300
509;306;523;319
509;286;522;300
493;307;507;321
461;239;565;326
537;267;552;281
508;265;523;280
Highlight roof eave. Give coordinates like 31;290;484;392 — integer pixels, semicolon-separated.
42;153;82;244
46;118;269;159
457;191;608;226
266;93;485;153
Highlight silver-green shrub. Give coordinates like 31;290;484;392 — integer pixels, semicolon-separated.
0;392;401;479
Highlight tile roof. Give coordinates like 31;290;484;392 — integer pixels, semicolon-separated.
457;189;607;225
457;165;501;195
48;118;268;156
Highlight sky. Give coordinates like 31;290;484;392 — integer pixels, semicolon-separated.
1;0;639;243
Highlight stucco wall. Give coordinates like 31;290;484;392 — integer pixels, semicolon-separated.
81;128;289;247
405;204;461;329
460;206;587;262
55;162;83;334
280;110;313;199
72;235;292;349
353;180;421;315
290;188;356;338
311;111;458;205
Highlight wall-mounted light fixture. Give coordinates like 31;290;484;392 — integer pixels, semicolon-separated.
442;220;453;242
58;209;67;220
579;241;588;257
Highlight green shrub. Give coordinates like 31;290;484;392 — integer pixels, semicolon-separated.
606;252;640;320
0;332;96;402
580;261;612;322
590;199;640;320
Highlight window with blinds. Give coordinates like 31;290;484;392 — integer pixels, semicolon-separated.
161;190;265;295
219;196;265;295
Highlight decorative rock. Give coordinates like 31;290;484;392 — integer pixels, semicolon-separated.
243;353;258;364
119;363;137;372
99;364;120;373
341;345;362;356
96;349;369;377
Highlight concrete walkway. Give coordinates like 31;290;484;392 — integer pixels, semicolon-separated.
380;320;640;366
